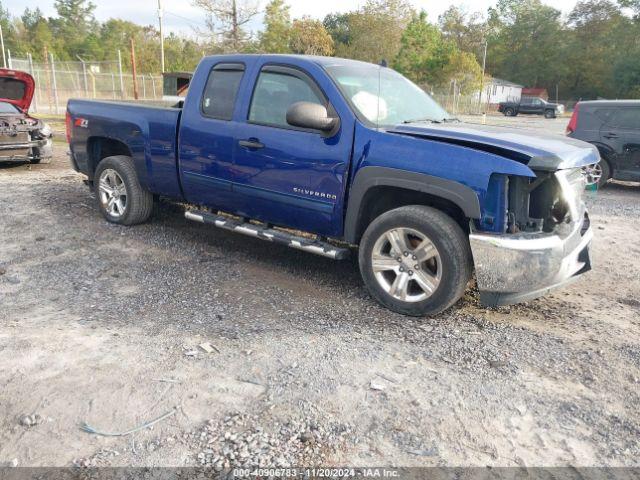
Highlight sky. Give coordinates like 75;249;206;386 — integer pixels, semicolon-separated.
5;0;580;37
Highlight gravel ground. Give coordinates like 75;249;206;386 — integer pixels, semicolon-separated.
1;147;639;469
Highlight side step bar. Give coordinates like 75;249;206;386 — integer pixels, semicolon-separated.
185;210;350;260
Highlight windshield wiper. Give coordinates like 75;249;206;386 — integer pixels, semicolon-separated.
441;117;460;123
401;118;442;124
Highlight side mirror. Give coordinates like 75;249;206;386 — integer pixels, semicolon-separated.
286;102;339;134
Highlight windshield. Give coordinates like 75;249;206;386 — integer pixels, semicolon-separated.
0;101;20;114
324;63;451;127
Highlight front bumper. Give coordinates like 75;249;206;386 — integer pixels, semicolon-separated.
470;212;593;307
0;137;53;162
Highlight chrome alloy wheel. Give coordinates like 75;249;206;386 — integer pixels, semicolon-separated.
98;169;128;218
371;227;442;303
582;163;603;187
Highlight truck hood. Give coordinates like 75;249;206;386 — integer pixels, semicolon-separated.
390;122;599;171
0;69;35;113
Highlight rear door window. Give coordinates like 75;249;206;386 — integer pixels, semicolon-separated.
593;108;616;123
201;64;245;120
608;108;640;130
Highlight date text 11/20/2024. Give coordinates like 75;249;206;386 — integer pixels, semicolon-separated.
232;467;401;477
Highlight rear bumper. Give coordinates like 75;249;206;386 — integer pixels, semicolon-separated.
470;213;593;306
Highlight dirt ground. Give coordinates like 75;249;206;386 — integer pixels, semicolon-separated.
1;137;639;468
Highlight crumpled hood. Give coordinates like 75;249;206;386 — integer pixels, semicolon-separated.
390;122;599;171
0;68;35;112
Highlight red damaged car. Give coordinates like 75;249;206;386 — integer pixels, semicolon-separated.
0;68;52;164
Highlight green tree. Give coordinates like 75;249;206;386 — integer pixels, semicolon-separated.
443;50;483;94
0;1;19;59
564;0;632;98
260;0;291;53
289;18;334;56
394;12;448;87
164;33;204;72
486;0;565;89
323;13;352;47
334;0;414;63
438;6;487;60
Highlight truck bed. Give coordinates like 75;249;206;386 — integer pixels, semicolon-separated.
67;99;183;198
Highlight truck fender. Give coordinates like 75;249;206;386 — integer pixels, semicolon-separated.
344;166;482;244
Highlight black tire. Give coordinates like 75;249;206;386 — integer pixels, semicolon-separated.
358;205;473;317
94;155;153;225
597;158;611;189
504;108;516;117
544;109;556;119
30;158;42;164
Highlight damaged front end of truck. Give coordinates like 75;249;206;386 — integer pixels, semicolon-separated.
464;133;596;306
470;165;593;306
390;123;597;307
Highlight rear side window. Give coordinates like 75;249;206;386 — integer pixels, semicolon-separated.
608;108;640;130
593;108;616;123
201;64;245;120
249;69;325;128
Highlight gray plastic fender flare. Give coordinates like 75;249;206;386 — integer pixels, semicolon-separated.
344;166;482;244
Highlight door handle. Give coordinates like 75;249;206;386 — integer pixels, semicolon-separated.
238;139;265;150
603;133;619;139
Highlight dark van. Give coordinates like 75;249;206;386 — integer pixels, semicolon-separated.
567;100;640;187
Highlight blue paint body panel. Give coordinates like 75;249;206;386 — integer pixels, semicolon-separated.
67;54;598;239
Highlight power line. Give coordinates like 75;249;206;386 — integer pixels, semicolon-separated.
164;10;207;29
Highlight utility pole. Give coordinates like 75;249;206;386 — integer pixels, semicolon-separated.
117;49;125;99
50;52;59;114
43;46;52;112
77;55;89;96
130;37;139;100
478;39;488;114
158;0;165;73
0;24;6;68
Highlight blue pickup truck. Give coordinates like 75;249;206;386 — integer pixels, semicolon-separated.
67;54;596;317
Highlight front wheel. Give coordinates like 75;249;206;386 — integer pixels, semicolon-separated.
94;155;153;225
358;206;473;317
583;159;611;189
544;109;556;119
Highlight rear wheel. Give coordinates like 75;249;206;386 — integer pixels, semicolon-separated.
94;155;153;225
358;205;472;317
504;108;516;117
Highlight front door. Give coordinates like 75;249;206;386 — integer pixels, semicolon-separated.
231;64;352;236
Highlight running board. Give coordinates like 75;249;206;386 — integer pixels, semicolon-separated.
185;210;350;260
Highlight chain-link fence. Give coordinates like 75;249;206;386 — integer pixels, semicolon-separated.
431;81;487;116
10;55;163;114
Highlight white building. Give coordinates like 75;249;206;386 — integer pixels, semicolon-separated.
480;78;523;105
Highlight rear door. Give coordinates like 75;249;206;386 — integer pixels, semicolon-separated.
178;59;252;210
231;62;353;236
601;107;640;180
519;97;534;114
